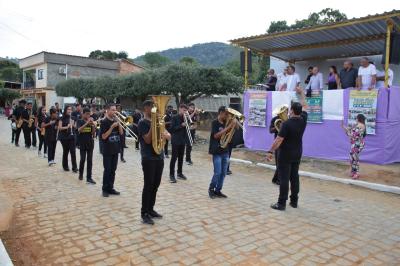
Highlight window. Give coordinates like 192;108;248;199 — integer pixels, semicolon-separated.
38;69;44;80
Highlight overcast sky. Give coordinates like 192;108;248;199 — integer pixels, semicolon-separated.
1;0;399;59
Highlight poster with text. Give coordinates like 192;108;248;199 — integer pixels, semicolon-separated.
306;90;323;123
248;92;267;127
348;90;378;135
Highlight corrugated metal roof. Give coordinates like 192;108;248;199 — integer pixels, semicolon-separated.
230;10;400;61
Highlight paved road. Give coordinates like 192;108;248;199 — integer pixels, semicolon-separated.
0;117;399;265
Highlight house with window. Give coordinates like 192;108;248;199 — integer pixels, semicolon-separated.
19;52;144;109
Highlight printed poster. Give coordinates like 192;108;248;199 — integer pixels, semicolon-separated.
248;91;267;127
305;90;323;123
348;90;378;135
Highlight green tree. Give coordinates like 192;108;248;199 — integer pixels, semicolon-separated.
88;50;129;60
179;57;197;65
117;51;128;59
0;88;21;104
267;21;290;33
142;52;170;68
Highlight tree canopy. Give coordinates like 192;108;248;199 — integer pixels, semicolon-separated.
55;64;242;107
267;8;347;33
88;50;129;60
142;52;170;68
0;84;21;104
0;60;22;82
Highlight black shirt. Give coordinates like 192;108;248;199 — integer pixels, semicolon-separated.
170;114;188;146
305;73;313;84
71;111;82;121
90;112;99;121
37;113;47;129
164;112;173;130
209;119;228;155
339;68;358;89
266;76;277;91
77;119;94;149
278;112;308;162
269;116;279;138
44;116;58;142
138;119;164;160
13;106;24;119
100;117;121;155
58;115;74;141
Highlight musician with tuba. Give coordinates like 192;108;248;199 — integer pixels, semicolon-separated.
269;104;289;185
138;98;171;225
208;106;238;199
12;99;26;147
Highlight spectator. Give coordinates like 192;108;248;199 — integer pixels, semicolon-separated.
281;65;300;91
339;61;358;89
357;57;377;90
305;67;323;96
304;66;313;85
376;64;394;88
327;66;340;90
264;69;277;91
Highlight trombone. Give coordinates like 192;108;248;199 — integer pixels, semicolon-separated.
183;111;194;146
115;111;138;142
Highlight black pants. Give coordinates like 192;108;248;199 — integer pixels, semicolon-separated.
22;124;31;147
102;154;118;192
272;151;279;183
120;133;126;160
185;129;195;162
141;159;164;215
164;140;169;155
47;140;57;162
278;160;300;205
15;126;22;145
226;144;233;172
60;139;77;170
30;127;37;147
170;144;185;175
38;130;47;153
79;143;94;179
11;129;16;143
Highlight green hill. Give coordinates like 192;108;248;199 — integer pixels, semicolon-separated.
134;42;241;67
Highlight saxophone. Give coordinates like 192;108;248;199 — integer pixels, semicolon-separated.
28;110;35;128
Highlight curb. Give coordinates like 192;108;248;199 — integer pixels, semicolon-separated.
230;158;400;195
0;239;13;266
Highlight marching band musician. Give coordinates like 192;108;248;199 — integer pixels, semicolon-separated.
24;102;37;149
169;104;189;183
163;105;174;158
77;108;96;184
12;100;26;147
58;106;78;173
138;100;171;225
116;104;127;163
36;106;48;158
132;108;143;151
185;103;198;165
100;104;123;197
43;108;59;166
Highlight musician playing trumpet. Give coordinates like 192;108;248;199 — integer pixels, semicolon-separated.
58;106;78;172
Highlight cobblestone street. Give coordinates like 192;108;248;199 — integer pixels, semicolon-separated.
0;118;399;265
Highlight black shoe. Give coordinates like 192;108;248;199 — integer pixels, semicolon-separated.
109;189;120;195
226;170;232;175
148;210;163;219
124;145;128;148
63;168;70;172
289;201;298;208
208;188;216;199
186;161;193;165
214;191;228;198
177;173;187;180
135;147;140;150
102;191;109;197
87;178;96;185
272;179;280;185
72;168;78;173
270;203;286;211
15;144;19;147
165;154;169;158
79;174;83;180
169;175;177;183
142;214;154;225
121;158;126;163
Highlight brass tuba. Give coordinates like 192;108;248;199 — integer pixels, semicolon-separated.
151;95;172;155
220;107;244;149
273;105;289;132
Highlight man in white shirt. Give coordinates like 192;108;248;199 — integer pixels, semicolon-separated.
281;65;300;91
305;67;324;94
376;64;394;88
276;67;288;91
357;57;377;90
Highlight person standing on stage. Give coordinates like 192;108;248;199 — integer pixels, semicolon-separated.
77;108;97;184
357;57;377;90
100;104;123;197
36;106;48;158
305;67;323;96
164;105;173;158
339;61;358;89
281;65;301;92
169;104;189;183
267;99;308;211
24;102;37;149
58;106;78;172
208;106;236;199
185;103;198;165
342;114;366;180
138;100;171;225
43;108;58;166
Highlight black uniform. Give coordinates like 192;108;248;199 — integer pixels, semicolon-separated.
269;115;280;184
138;119;164;217
132;111;142;150
169;114;188;177
77;119;95;180
44;116;58;162
24;109;37;148
58;115;78;171
164;111;173;156
185;111;198;163
37;113;48;154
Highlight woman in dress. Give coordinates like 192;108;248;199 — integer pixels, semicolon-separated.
327;66;340;90
342;114;366;179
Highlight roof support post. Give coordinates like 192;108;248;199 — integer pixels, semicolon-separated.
244;48;249;89
385;21;393;88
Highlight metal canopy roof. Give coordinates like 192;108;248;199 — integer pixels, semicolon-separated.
230;10;400;62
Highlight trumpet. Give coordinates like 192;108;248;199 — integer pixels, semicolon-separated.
183;111;194;146
195;108;205;114
115;111;138;142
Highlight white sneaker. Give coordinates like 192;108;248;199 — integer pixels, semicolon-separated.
48;161;52;166
52;161;57;165
43;153;47;158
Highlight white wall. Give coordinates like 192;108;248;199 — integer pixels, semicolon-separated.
271;55;399;88
35;63;47;88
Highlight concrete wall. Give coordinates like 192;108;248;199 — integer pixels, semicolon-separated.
118;60;144;75
45;53;119;70
35;63;47;88
271;55;400;88
19;52;45;69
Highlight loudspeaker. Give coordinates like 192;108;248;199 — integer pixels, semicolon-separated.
240;50;252;74
381;32;400;65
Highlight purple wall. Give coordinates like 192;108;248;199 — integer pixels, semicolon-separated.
243;87;400;165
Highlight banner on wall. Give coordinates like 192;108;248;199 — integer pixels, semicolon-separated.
248;91;267;127
348;90;378;135
305;90;323;123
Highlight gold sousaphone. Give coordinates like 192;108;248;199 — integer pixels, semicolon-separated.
151;95;172;155
273;105;289;132
220;108;244;149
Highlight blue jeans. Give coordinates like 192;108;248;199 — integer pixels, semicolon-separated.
209;152;229;192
